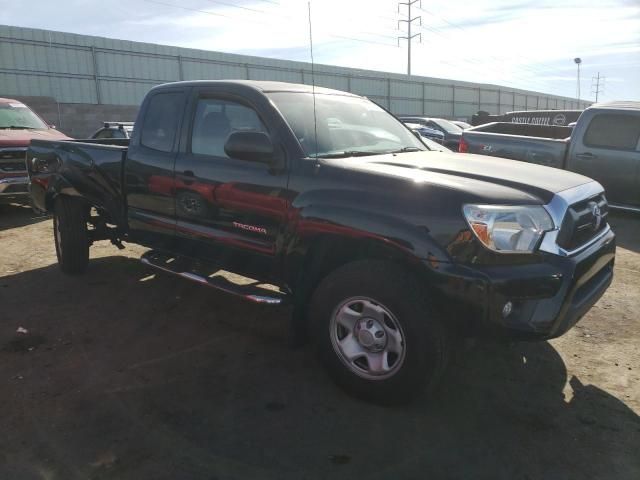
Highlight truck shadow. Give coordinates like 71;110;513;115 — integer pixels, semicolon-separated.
609;211;640;254
0;202;49;232
0;257;638;480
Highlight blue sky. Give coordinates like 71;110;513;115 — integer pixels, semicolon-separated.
1;0;638;101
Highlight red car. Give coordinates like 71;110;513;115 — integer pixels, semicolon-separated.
0;98;70;203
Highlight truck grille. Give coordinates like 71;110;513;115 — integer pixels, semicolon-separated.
0;148;27;173
557;193;608;251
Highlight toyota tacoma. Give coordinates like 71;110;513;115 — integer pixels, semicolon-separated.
27;81;615;404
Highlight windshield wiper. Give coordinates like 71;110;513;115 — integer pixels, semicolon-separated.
316;150;386;159
0;125;39;130
387;147;424;153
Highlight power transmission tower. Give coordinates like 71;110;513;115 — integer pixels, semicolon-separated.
398;0;422;76
592;72;605;102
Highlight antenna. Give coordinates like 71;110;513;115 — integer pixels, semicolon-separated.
308;1;319;162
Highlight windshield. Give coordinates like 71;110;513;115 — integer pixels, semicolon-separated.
0;102;48;129
431;118;463;134
268;92;426;157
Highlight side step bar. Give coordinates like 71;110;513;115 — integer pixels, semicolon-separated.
141;250;288;305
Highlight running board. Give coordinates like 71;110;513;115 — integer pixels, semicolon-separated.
140;250;288;305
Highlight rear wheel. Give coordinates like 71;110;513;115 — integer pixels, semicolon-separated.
309;260;450;405
53;196;90;274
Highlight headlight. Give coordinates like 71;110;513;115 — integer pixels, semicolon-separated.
462;204;554;253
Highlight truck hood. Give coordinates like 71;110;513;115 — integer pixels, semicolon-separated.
0;128;70;147
322;151;595;204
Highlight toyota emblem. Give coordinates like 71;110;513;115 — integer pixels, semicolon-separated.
590;202;602;230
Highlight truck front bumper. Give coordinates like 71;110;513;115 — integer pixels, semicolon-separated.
0;175;30;197
435;227;616;339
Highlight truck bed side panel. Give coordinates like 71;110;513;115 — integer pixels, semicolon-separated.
462;131;570;169
27;139;128;225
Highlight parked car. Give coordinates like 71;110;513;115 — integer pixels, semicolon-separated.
402;122;445;143
452;120;471;130
460;101;640;210
27;81;615;404
91;121;134;139
0;98;70;203
420;137;451;151
398;116;463;150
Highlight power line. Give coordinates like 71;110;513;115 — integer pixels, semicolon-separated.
203;0;266;14
416;4;574;75
397;0;422;76
202;0;399;41
410;10;590;96
142;0;576;98
144;0;228;18
414;24;559;93
141;0;399;48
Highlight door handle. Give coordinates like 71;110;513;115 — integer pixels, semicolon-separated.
576;152;596;160
179;170;195;185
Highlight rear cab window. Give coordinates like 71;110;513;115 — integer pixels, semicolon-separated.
141;92;184;152
583;113;640;150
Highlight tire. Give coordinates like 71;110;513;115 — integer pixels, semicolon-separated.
309;260;450;405
53;196;90;274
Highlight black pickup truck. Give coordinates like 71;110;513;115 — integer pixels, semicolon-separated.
27;81;615;405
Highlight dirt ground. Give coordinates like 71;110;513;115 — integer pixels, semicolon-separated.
0;202;638;480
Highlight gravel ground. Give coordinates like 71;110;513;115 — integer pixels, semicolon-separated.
1;202;638;480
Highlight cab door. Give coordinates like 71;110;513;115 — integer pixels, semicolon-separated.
570;112;640;207
172;88;290;280
125;88;187;248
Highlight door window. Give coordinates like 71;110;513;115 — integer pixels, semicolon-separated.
191;98;266;157
140;92;183;152
583;114;640;150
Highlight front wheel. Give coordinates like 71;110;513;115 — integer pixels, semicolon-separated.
53;196;90;274
309;260;450;405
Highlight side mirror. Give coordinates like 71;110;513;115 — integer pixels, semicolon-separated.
224;131;274;163
49;124;57;129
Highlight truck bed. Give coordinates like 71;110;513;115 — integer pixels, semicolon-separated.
27;139;129;225
461;122;571;169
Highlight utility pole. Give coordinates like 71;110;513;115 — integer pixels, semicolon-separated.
398;0;421;76
592;72;605;102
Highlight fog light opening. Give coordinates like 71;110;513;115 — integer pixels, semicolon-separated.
502;301;513;318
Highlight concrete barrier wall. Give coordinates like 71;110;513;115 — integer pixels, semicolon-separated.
0;25;590;123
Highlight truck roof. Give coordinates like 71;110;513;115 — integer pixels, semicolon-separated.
590;101;640;111
151;80;359;97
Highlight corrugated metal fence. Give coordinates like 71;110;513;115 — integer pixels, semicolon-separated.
0;25;590;119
